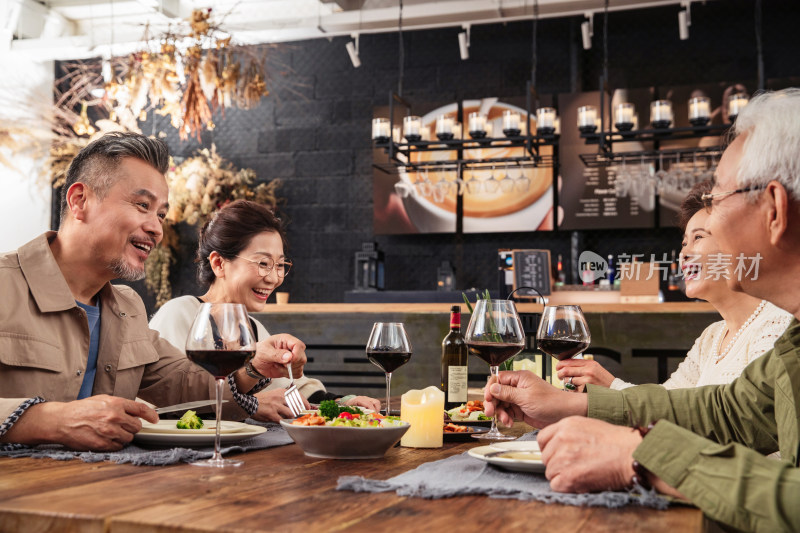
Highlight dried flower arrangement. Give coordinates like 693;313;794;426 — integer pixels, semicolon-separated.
144;145;282;308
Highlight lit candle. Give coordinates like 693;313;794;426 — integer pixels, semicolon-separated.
728;93;749;122
468;112;487;138
689;96;711;126
577;105;597;133
372;118;390;142
502;110;521;137
400;386;445;448
650;100;673;128
536;107;557;135
403;115;422;142
614;103;635;131
452;122;463;139
392;125;402;143
485;121;494;138
435;114;454;140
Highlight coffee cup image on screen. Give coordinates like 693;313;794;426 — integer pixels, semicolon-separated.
396;100;553;233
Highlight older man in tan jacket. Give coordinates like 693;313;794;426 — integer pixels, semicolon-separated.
0;133;303;451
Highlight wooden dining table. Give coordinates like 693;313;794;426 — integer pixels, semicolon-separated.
0;421;711;533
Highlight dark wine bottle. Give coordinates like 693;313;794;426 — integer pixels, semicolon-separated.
441;305;468;409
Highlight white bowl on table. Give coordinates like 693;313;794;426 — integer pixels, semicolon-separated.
279;419;410;459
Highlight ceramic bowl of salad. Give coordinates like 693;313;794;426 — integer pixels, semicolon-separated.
279;401;409;459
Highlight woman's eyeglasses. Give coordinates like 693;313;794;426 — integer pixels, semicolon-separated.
234;256;292;278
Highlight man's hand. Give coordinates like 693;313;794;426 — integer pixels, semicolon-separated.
342;396;381;412
252;333;307;379
556;359;616;390
537;416;641;493
0;395;158;451
484;370;588;428
252;389;309;422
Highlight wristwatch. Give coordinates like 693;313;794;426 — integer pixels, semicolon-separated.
244;358;266;380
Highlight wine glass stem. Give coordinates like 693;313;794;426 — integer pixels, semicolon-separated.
385;372;393;416
489;365;500;435
213;377;224;461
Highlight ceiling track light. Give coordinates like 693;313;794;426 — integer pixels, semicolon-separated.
458;24;470;60
346;33;360;68
581;13;594;50
679;1;692;40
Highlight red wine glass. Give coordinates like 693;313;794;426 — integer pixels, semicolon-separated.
186;302;256;467
536;305;591;392
366;322;412;416
464;299;525;440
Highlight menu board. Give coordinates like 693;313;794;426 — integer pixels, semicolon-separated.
512;249;551;297
557;90;656;230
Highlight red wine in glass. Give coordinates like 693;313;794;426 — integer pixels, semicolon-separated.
366;349;412;373
186;302;256;468
537;339;590;361
463;299;525;441
467;341;524;367
536;305;591;391
366;323;412;416
187;349;255;380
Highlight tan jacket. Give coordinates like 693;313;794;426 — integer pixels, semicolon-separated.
0;233;245;425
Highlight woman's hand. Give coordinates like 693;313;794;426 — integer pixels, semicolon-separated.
556;359;616;389
251;389;309;422
252;333;307;379
342;396;381;412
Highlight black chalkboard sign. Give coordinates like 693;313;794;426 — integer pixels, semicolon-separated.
512;249;552;297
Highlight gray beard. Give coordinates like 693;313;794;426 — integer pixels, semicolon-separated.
109;257;145;281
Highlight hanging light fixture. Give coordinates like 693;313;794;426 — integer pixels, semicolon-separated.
678;2;691;41
581;13;594;50
346;33;361;68
458;24;470;60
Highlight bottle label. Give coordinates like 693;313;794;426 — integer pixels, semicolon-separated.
447;366;468;403
450;312;461;329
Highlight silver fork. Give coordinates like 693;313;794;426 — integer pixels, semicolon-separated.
284;364;305;417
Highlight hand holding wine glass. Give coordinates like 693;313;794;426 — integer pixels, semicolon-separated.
366;322;412;416
536;305;591;392
186;302;256;467
465;299;525;440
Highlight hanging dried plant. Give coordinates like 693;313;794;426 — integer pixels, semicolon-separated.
238;59;269;110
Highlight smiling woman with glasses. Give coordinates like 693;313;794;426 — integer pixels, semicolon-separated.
149;200;381;420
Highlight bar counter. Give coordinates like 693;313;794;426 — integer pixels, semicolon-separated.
253;302;720;397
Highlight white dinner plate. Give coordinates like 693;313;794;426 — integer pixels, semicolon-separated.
488;440;541;453
134;420;267;447
468;445;545;473
139;420;249;435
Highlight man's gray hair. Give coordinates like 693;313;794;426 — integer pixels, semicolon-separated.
59;132;170;222
734;88;800;201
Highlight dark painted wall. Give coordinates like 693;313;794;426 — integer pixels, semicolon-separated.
96;0;800;310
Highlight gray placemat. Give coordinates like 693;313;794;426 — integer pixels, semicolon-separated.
337;431;669;509
0;419;294;466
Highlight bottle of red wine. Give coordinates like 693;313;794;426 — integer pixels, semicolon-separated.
441;305;469;410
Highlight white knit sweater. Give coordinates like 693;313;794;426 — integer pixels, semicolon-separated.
611;301;793;390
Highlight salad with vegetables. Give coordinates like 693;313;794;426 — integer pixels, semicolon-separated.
292;400;404;428
445;401;491;422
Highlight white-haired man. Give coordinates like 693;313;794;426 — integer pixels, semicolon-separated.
485;88;800;532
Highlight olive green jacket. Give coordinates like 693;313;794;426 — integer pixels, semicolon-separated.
587;318;800;533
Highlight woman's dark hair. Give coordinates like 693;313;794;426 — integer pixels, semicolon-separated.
677;179;714;232
196;200;287;287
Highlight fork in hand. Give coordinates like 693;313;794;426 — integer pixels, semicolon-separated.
284;364;305;417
